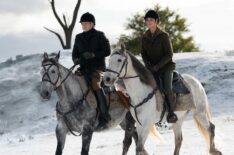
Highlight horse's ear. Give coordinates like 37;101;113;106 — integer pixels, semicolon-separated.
120;43;126;55
55;51;60;61
120;43;126;52
43;52;48;60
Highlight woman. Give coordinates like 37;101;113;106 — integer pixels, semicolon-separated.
141;10;178;123
72;12;111;129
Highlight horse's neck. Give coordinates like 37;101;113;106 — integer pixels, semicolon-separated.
122;57;137;78
122;58;153;104
56;65;83;103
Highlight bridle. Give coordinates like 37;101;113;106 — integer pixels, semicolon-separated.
105;51;139;80
41;59;76;90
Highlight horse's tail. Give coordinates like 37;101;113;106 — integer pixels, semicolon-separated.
194;117;210;145
149;126;164;143
193;82;213;145
183;74;214;146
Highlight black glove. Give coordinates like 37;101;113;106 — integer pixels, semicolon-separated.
74;58;80;65
82;52;95;59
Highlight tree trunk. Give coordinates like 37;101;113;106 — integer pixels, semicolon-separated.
64;29;72;49
45;0;82;49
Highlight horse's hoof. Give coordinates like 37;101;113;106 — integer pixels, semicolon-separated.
136;150;149;155
122;148;129;155
216;151;222;155
210;150;222;155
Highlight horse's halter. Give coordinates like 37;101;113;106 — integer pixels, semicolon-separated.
41;60;76;90
106;51;139;80
42;62;60;88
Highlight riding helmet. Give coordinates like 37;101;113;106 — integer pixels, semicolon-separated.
80;12;96;24
144;10;160;22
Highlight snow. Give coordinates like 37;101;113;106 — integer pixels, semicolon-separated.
0;51;234;154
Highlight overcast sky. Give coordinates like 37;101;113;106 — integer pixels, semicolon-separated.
0;0;234;62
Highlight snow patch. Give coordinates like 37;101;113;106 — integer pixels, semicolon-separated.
0;51;234;154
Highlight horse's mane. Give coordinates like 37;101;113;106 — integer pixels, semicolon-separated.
127;51;156;86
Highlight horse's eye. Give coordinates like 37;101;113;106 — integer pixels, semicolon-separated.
118;59;122;62
51;70;56;74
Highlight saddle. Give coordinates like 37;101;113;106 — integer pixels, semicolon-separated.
154;71;195;112
155;71;190;95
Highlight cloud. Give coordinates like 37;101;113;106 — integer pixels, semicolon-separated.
0;0;234;62
0;32;63;62
0;0;48;14
0;28;122;62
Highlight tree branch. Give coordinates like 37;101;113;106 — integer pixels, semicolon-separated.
70;0;82;29
49;0;65;29
44;27;65;48
63;14;68;28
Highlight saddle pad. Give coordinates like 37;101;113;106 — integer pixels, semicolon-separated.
115;82;131;109
175;77;196;111
156;79;195;112
173;72;190;94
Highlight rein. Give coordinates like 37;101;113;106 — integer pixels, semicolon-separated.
129;87;158;125
56;86;90;136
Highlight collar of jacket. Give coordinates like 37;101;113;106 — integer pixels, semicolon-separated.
143;26;163;40
82;28;96;38
76;28;97;48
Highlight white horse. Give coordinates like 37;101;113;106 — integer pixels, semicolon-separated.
103;44;222;155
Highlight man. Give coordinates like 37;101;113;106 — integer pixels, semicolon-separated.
72;12;111;129
141;10;178;123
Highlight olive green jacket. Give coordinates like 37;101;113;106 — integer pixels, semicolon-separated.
141;27;176;73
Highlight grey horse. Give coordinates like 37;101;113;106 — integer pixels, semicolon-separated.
40;52;139;155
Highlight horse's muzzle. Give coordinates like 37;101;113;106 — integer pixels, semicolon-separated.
40;90;51;100
103;76;113;86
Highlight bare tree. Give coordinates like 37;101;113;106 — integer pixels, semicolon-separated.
44;0;82;49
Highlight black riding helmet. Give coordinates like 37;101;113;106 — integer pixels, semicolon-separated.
80;12;96;25
144;10;160;22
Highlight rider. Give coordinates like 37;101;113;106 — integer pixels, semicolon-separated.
141;10;178;123
72;12;111;129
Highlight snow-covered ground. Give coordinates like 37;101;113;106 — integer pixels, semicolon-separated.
0;51;234;155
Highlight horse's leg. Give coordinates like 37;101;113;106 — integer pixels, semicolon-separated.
208;122;222;155
172;111;189;155
193;113;222;155
81;126;94;155
55;122;68;155
135;124;151;155
131;101;156;155
120;112;138;155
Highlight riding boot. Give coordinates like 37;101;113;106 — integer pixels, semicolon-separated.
165;92;178;123
94;88;111;130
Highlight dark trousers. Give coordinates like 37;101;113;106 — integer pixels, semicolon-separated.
161;70;173;93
